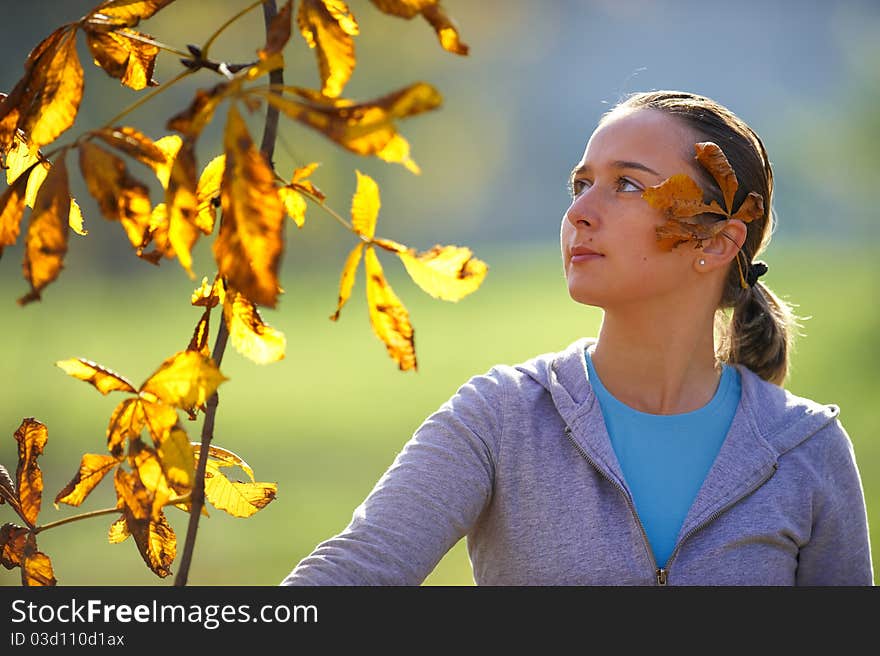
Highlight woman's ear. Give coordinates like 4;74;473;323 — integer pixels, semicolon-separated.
695;219;747;272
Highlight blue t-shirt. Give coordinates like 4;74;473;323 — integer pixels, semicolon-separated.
585;348;741;567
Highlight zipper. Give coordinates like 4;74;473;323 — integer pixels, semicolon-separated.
564;426;779;586
564;426;663;585
661;460;779;577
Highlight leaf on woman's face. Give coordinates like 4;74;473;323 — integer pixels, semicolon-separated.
14;418;47;528
78;141;153;252
84;29;160;90
368;0;468;55
139;350;227;415
364;246;416;371
642;173;726;221
731;191;764;223
330;242;364;321
297;0;359;98
19;157;70;305
214;105;285;308
55;358;137;395
54;453;120;508
694;142;738;214
397;244;488;302
263;82;441;172
223;287;286;365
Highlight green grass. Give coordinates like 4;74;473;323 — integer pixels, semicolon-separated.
1;239;876;586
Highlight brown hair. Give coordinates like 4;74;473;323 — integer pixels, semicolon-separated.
604;90;800;385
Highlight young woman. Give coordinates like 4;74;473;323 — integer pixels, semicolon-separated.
281;91;874;586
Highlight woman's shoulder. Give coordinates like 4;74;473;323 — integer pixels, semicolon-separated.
735;364;849;458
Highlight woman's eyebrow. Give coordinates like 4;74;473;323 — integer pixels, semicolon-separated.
570;160;661;177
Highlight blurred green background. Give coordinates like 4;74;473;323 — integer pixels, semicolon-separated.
1;0;878;586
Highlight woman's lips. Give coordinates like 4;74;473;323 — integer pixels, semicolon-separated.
569;246;603;263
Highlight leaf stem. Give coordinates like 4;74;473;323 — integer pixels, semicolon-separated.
117;28;192;58
34;495;191;534
101;69;194;129
202;0;268;58
174;0;282;588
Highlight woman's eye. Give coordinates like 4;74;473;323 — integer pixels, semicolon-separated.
569;178;590;197
617;177;641;192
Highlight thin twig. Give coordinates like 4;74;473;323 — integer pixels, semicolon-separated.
173;0;282;587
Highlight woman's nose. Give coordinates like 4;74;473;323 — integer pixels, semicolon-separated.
565;190;598;228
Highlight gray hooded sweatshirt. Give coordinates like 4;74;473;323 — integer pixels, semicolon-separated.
281;338;874;586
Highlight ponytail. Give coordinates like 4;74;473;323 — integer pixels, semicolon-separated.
716;282;800;385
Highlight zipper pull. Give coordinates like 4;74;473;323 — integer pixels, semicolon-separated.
657;568;668;586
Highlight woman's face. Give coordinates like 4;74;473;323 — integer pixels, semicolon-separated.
561;108;702;309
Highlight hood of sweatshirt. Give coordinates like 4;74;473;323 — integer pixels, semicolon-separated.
513;337;842;540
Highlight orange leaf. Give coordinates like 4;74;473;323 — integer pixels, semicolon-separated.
195;154;225;234
54;453;120;507
106;397;179;457
113;467;175;578
260;0;293;59
139;350;227;415
83;0;176;26
262;82;440;172
84;29;160;90
14;418;47;528
19;156;70;305
695;142;738;215
20;26;83;151
0;465;19;516
642;173;726;221
330;242;364;321
56;358;137;395
223;286;286;364
731;191;764;223
369;0;468;55
297;0;359;98
91;126;168;170
167;82;229;138
78;141;153;252
22;547;56;586
655;216;730;251
1;523;28;569
191;274;224;308
351;170;379;238
214;105;285;308
164;138;200;276
0;163;38;258
187;308;212;356
364;246;416;371
397;244;488;301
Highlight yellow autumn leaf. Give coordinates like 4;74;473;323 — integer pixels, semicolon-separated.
84;29;160;90
19;156;70;305
397;244;488;301
297;0;359;98
154;425;195;490
17;26;84;151
192;443;255;481
139;350;227;414
278;186;307;227
369;0;469;55
54;453;120;508
56;358;137;395
108;517;130;543
13;418;47;528
0;163;37;257
153;134;182;188
351;170;379;238
330;242;364;321
164;138;200;276
260;0;294;59
78;141;153;252
224;287;286;364
84;0;176;26
364;246;416;371
203;460;277;518
195;154;224;233
214;105;284;308
22;548;56;587
114;467;175;578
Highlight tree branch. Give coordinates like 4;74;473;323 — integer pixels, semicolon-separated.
174;0;283;587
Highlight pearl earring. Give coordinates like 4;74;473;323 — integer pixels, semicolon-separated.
699;259;706;265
